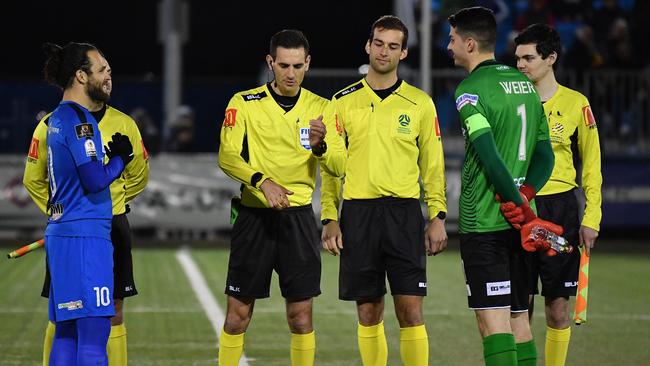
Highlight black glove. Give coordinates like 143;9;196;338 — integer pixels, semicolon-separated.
106;132;134;165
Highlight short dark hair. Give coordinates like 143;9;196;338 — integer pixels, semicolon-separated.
369;15;409;50
515;23;562;66
448;7;497;53
269;30;310;59
42;42;102;90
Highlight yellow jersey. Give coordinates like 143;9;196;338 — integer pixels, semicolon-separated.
218;84;346;208
321;79;446;220
23;105;150;216
539;84;602;231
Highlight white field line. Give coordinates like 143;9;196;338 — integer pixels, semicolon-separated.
175;247;250;366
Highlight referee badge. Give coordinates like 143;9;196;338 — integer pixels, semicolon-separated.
300;127;311;150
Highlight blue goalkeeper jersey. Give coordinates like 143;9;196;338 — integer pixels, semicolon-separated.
45;101;112;239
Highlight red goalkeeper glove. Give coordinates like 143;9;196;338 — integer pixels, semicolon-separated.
520;218;569;256
496;184;537;230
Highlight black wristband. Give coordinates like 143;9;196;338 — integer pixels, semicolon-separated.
436;211;446;220
321;219;334;225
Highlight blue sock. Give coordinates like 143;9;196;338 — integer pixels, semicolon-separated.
51;321;77;366
76;317;111;366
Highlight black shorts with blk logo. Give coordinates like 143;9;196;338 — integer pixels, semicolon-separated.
460;229;530;312
225;204;321;300
530;189;581;298
338;197;427;301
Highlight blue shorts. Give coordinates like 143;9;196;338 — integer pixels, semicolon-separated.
46;235;115;322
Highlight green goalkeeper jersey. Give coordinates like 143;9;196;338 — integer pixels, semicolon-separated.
455;60;549;233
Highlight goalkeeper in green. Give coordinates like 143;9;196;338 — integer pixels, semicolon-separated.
447;7;559;366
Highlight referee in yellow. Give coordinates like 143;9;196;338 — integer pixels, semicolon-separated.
321;16;447;366
23;43;149;366
217;30;346;366
514;24;602;366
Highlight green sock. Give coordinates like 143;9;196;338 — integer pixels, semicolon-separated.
483;333;517;366
516;340;537;366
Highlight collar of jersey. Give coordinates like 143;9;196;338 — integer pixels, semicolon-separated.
263;83;304;116
543;84;566;106
360;78;405;104
60;100;89;112
472;59;500;73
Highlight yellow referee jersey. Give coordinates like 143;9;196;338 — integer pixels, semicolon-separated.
218;84;346;208
23;105;149;216
321;79;446;220
538;84;602;231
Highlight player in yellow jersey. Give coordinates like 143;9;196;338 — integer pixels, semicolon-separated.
515;24;602;366
23;44;149;366
217;29;346;366
320;16;447;366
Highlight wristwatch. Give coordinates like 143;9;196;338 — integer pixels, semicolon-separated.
436;211;446;220
321;219;334;225
312;140;327;157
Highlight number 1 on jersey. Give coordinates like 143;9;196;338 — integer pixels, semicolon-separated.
516;104;527;161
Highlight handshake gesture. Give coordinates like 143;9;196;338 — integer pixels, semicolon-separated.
105;132;134;165
497;184;572;256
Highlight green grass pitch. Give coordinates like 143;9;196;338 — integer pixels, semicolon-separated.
1;242;649;365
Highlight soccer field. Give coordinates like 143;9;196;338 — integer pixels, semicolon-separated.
2;241;649;365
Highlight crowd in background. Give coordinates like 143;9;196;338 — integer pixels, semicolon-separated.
425;0;649;70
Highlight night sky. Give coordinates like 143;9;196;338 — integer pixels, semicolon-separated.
2;1;394;81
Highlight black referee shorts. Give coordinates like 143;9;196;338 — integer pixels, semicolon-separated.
460;229;530;312
530;189;581;298
41;213;138;299
338;198;426;301
225;204;321;300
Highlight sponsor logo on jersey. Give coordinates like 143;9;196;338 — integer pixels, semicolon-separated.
300;127;311;150
85;139;97;157
335;82;364;99
223;108;237;128
28;138;39;160
48;126;60;134
335;114;343;135
550;122;565;144
58;300;83;311
74;123;94;139
241;91;268;102
583;105;596;128
455;93;479;111
399;114;411;126
396;114;412;134
486;281;511;296
496;65;510;70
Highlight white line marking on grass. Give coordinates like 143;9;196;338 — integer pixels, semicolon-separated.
176;247;250;365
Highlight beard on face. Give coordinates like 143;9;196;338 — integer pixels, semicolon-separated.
86;79;111;103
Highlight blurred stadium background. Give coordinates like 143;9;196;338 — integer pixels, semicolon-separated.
1;0;649;365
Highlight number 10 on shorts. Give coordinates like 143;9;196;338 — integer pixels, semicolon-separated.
93;286;111;307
